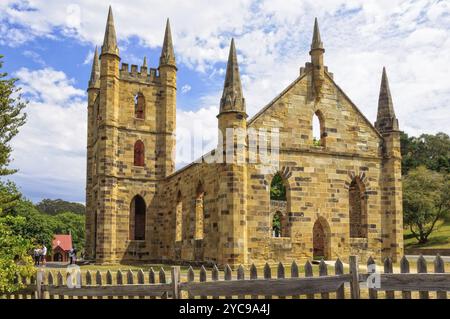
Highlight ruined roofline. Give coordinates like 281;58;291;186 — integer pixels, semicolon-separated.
247;69;383;140
164;148;216;180
324;72;383;140
247;71;309;126
160;67;385;182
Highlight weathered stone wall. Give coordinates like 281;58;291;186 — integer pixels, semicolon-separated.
154;161;222;265
245;70;385;265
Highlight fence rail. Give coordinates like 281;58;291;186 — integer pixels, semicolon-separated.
2;255;449;299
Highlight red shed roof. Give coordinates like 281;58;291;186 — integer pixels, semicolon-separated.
52;234;73;252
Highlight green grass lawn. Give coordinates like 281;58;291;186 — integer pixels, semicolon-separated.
404;220;450;249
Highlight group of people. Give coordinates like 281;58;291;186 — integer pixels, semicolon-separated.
33;244;47;266
32;244;80;266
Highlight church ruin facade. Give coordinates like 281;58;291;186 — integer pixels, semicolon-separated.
85;7;403;266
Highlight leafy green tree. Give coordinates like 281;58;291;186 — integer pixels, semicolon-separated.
4;199;56;248
270;173;286;201
0;55;31;293
403;166;449;244
272;213;281;236
0;180;22;216
0;55;27;178
401;132;450;175
0;215;35;293
36;198;85;215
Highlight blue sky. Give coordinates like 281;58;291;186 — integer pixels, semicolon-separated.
0;0;449;203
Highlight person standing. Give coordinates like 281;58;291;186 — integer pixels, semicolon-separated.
33;247;40;266
69;248;74;265
41;244;47;266
72;247;77;264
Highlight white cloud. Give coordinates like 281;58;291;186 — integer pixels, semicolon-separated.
83;49;94;65
181;84;191;94
15;67;85;105
10;68;87;201
22;50;46;66
176;106;218;168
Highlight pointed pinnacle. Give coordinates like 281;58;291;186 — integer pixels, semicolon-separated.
224;38;240;89
89;46;100;88
379;67;394;115
160;18;176;66
375;67;398;132
102;6;119;56
311;17;324;50
219;38;246;114
143;56;147;68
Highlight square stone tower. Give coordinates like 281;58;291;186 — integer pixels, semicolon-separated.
85;7;176;263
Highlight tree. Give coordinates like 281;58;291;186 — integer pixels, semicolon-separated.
0;55;31;293
0;215;35;293
4;199;56;248
0;55;27;178
36;198;85;215
272;213;281;237
401;132;450;175
403;166;449;244
0;180;22;216
270;173;286;201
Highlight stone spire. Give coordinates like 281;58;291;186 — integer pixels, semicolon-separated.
375;67;399;132
159;18;176;67
219;38;246;114
310;17;324;51
101;6;119;56
143;56;147;68
309;18;325;101
88;46;100;89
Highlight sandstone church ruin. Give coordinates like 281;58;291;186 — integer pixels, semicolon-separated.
85;7;403;266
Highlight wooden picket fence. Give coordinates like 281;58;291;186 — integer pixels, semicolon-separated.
2;255;449;299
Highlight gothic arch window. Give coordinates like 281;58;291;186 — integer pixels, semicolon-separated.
134;140;145;166
312;110;326;146
272;211;283;237
134;93;145;119
195;182;205;240
313;217;331;260
349;177;368;238
130;195;146;240
175;191;183;242
270;173;286;201
270;172;290;237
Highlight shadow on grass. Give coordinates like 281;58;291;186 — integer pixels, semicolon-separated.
405;235;450;249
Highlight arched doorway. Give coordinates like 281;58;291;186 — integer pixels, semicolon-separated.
53;252;63;262
313;218;330;260
130;195;146;240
